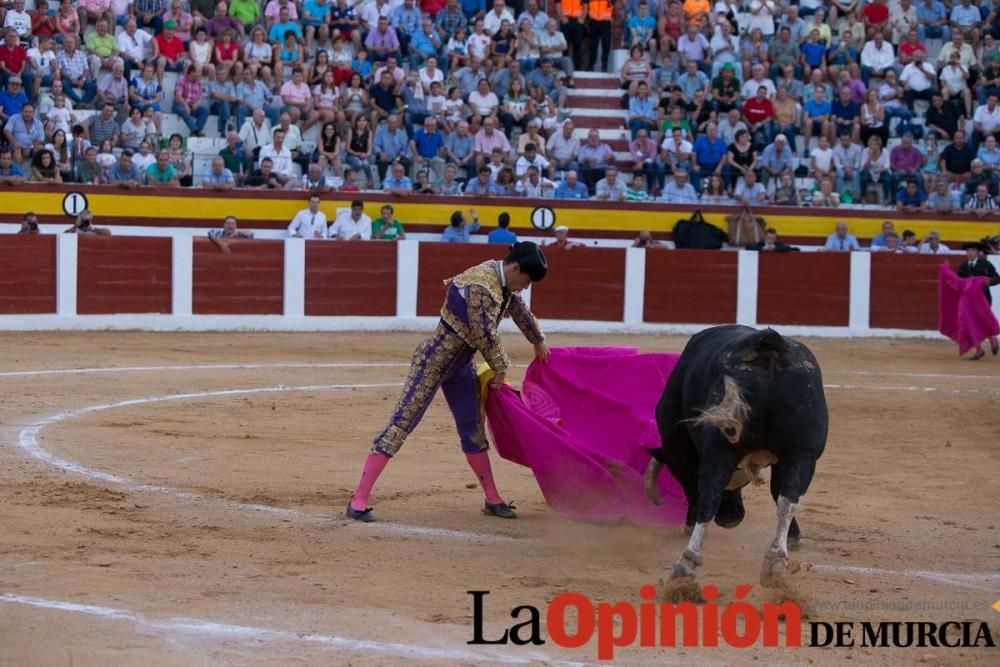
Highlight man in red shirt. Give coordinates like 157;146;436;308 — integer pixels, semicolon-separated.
863;0;890;39
0;29;32;94
743;85;774;148
898;28;927;66
153;19;185;78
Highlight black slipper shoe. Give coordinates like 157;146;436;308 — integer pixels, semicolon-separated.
346;503;376;522
971;350;986;361
484;501;517;519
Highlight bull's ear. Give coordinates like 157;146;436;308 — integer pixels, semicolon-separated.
646;448;668;464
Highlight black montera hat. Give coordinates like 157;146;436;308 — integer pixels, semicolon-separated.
506;241;548;282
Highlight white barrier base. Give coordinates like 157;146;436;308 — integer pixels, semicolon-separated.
0;313;945;340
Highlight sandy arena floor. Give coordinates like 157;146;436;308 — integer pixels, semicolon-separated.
0;331;998;666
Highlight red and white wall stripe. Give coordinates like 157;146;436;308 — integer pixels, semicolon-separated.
1;236;997;335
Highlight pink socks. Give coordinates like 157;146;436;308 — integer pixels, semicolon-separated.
465;452;504;505
350;452;390;511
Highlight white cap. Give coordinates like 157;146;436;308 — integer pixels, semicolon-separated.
554;225;569;233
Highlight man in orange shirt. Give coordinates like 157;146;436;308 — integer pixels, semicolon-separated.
682;0;710;26
558;0;586;73
587;0;612;72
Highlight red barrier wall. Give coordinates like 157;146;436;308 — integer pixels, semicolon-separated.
869;255;966;330
530;248;626;321
757;253;851;326
305;242;397;316
417;243;504;316
0;236;57;314
193;239;284;314
76;236;172;314
644;250;738;324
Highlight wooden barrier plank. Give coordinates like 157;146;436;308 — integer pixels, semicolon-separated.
0;235;57;314
416;244;505;316
77;236;172;314
869;254;966;330
527;247;626;321
305;242;398;316
193;239;284;314
757;252;851;326
644;250;738;324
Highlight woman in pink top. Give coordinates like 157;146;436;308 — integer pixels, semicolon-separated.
56;0;80;41
213;28;243;80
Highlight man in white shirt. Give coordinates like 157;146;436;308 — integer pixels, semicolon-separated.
239;109;272;157
537;19;573;86
116;18;153;77
287;194;328;238
514;142;550;177
329;200;373;240
900;50;937;108
972;93;1000;149
860;33;896;87
918;230;951;254
483;0;515;36
258;128;293;184
2;0;31;37
740;64;776;100
660;127;694;173
26;35;58;93
515;165;556;197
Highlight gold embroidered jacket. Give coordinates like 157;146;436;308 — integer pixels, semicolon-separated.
440;260;545;373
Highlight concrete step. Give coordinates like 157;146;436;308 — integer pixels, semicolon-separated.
567;94;623;110
573;76;621;90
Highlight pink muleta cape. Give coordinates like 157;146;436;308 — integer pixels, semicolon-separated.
483;347;688;527
938;263;1000;355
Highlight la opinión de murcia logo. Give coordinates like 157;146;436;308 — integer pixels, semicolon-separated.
468;587;996;660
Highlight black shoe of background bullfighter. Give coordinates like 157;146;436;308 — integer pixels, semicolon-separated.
714;489;746;528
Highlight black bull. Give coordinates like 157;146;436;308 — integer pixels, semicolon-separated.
645;325;828;597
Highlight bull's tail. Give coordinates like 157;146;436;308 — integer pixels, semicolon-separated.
688;375;751;445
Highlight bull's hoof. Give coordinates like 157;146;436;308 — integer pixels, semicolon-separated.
664;573;705;603
760;550;790;588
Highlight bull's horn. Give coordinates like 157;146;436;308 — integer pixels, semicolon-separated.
644;458;664;506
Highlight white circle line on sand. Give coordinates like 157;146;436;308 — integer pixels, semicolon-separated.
0;362;410;378
15;382;517;545
0;593;596;666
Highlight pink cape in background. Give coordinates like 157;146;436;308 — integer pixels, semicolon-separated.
938;263;1000;356
484;347;688;527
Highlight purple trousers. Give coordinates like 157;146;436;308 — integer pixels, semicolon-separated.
372;324;489;457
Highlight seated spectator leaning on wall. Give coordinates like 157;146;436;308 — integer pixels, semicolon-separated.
64;209;110;235
747;228;800;252
18;211;39;234
548;224;584;249
0;147;25;184
441;208;480;242
209;215;254;253
373;204;406;240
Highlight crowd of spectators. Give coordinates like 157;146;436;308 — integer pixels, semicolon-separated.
2;0;1000;214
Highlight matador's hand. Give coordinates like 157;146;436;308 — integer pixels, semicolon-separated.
490;371;507;389
534;341;550;364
